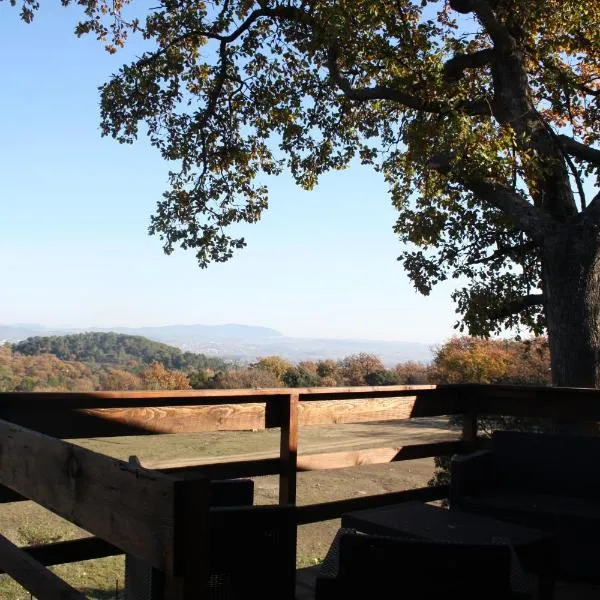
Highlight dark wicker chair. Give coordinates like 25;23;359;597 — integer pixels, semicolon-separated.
450;430;600;582
126;478;296;600
315;528;532;600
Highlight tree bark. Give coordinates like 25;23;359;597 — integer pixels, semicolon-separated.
543;222;600;388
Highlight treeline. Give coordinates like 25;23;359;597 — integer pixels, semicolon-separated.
192;353;430;389
13;332;227;371
0;345;191;392
0;334;551;393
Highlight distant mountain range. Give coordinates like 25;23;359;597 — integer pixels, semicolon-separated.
0;323;433;365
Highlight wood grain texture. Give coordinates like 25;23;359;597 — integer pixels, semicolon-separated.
0;404;267;438
0;419;179;573
0;533;87;600
0;387;460;438
296;440;462;471
279;393;299;505
2;396;452;438
139;439;458;478
297;395;458;426
0;385;438;409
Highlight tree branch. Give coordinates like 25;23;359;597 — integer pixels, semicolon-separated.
449;0;515;52
489;293;545;321
558;135;600;167
582;191;600;224
443;48;496;82
429;152;553;238
466;240;538;266
326;47;444;112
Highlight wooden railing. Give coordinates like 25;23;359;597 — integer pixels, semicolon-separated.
1;383;600;598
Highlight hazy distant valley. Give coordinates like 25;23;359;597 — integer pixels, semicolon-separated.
0;323;433;365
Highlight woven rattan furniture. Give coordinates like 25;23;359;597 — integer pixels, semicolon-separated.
315;527;531;599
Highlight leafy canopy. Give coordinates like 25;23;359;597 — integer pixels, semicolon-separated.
6;0;600;336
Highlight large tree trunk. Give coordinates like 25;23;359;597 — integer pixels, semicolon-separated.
543;222;600;388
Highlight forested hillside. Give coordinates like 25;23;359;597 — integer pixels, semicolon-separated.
13;332;227;371
1;334;551;392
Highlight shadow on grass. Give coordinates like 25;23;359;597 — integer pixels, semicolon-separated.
79;588;124;600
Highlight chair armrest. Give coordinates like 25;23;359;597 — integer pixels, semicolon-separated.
450;450;493;508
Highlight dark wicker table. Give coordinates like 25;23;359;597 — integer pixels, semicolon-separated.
342;501;557;599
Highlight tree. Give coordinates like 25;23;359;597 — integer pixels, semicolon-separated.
394;361;430;385
252;356;293;380
431;336;551;385
364;369;403;386
282;365;321;387
9;0;600;385
341;353;386;385
431;336;513;384
99;368;143;390
141;361;191;390
208;367;284;389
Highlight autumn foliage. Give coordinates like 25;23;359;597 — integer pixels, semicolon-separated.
0;334;552;392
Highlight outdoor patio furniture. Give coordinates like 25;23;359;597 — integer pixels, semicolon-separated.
450;430;600;581
315;527;530;599
339;501;555;599
127;477;301;600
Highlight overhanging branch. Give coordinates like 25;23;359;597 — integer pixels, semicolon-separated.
429;152;552;238
443;48;496;82
466;240;538;266
326;47;444;113
489;294;545;321
450;0;515;52
559;135;600;167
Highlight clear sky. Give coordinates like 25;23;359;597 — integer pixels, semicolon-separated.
0;3;461;344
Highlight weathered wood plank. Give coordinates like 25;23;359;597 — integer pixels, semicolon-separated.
296;485;448;524
280;393;299;505
138;439;458;479
0;385;439;410
0;405;268;438
0;395;459;438
0;537;121;574
296;440;462;471
0;533;87;600
0;419;179;573
298;395;460;426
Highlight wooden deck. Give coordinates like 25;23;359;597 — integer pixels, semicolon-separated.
2;384;600;598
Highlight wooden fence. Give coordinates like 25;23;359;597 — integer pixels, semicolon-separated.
1;384;600;598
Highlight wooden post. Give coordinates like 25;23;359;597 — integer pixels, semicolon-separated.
279;392;299;505
163;476;210;600
462;410;478;451
278;392;298;600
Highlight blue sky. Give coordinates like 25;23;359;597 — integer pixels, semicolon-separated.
0;3;461;343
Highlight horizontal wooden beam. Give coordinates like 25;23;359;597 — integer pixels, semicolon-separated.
0;419;186;573
296;440;462;471
0;537;121;575
139;440;459;480
296;485;448;524
465;384;600;421
0;386;438;410
297;395;462;427
0;533;87;600
154;457;281;479
0;390;462;438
